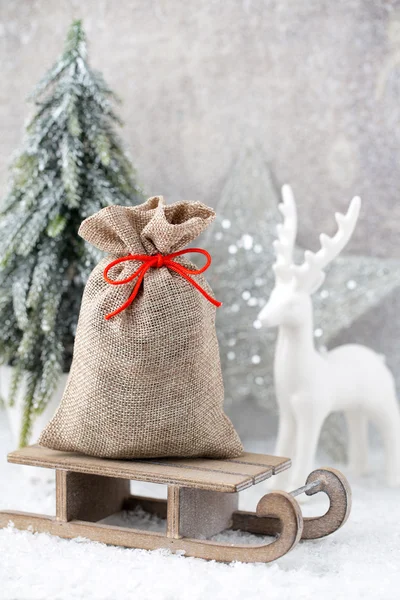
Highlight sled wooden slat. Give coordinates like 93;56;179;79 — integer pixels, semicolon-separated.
146;457;275;484
7;446;290;493
229;453;291;474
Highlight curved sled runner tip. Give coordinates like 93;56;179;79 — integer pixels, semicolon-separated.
255;491;303;560
301;467;352;539
231;467;351;544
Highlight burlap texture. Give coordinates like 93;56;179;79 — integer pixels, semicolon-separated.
39;196;243;459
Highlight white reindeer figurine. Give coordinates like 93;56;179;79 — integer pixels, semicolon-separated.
258;185;400;489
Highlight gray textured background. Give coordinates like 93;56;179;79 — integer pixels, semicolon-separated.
1;0;400;249
1;0;400;439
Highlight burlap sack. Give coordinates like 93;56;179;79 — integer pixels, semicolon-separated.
39;196;243;459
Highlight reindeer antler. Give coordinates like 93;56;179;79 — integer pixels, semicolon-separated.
272;185;298;282
293;195;361;292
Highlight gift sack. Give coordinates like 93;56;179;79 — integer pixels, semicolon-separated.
39;196;243;459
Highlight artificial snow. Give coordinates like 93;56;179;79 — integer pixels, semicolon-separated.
0;410;399;600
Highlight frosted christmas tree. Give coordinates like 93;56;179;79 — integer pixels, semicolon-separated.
0;20;143;445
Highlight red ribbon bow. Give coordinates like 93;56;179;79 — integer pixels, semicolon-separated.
103;248;221;320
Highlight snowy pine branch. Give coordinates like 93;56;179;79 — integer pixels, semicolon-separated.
0;20;144;445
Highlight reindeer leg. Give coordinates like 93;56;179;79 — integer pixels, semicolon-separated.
345;410;369;476
287;395;325;491
271;410;296;489
372;403;400;487
275;410;296;457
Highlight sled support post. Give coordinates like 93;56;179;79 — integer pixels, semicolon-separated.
55;469;130;523
166;485;238;540
167;486;181;538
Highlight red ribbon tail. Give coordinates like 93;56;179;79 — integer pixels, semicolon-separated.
105;264;150;320
167;262;222;308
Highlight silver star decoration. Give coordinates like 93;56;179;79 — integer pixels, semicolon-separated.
201;145;400;458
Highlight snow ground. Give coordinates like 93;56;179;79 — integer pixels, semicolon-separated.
0;409;399;600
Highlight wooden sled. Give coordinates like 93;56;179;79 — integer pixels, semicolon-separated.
0;445;351;563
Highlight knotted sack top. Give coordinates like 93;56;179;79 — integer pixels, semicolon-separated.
79;196;220;319
79;195;216;256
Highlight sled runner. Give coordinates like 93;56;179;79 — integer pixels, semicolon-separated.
0;445;351;563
